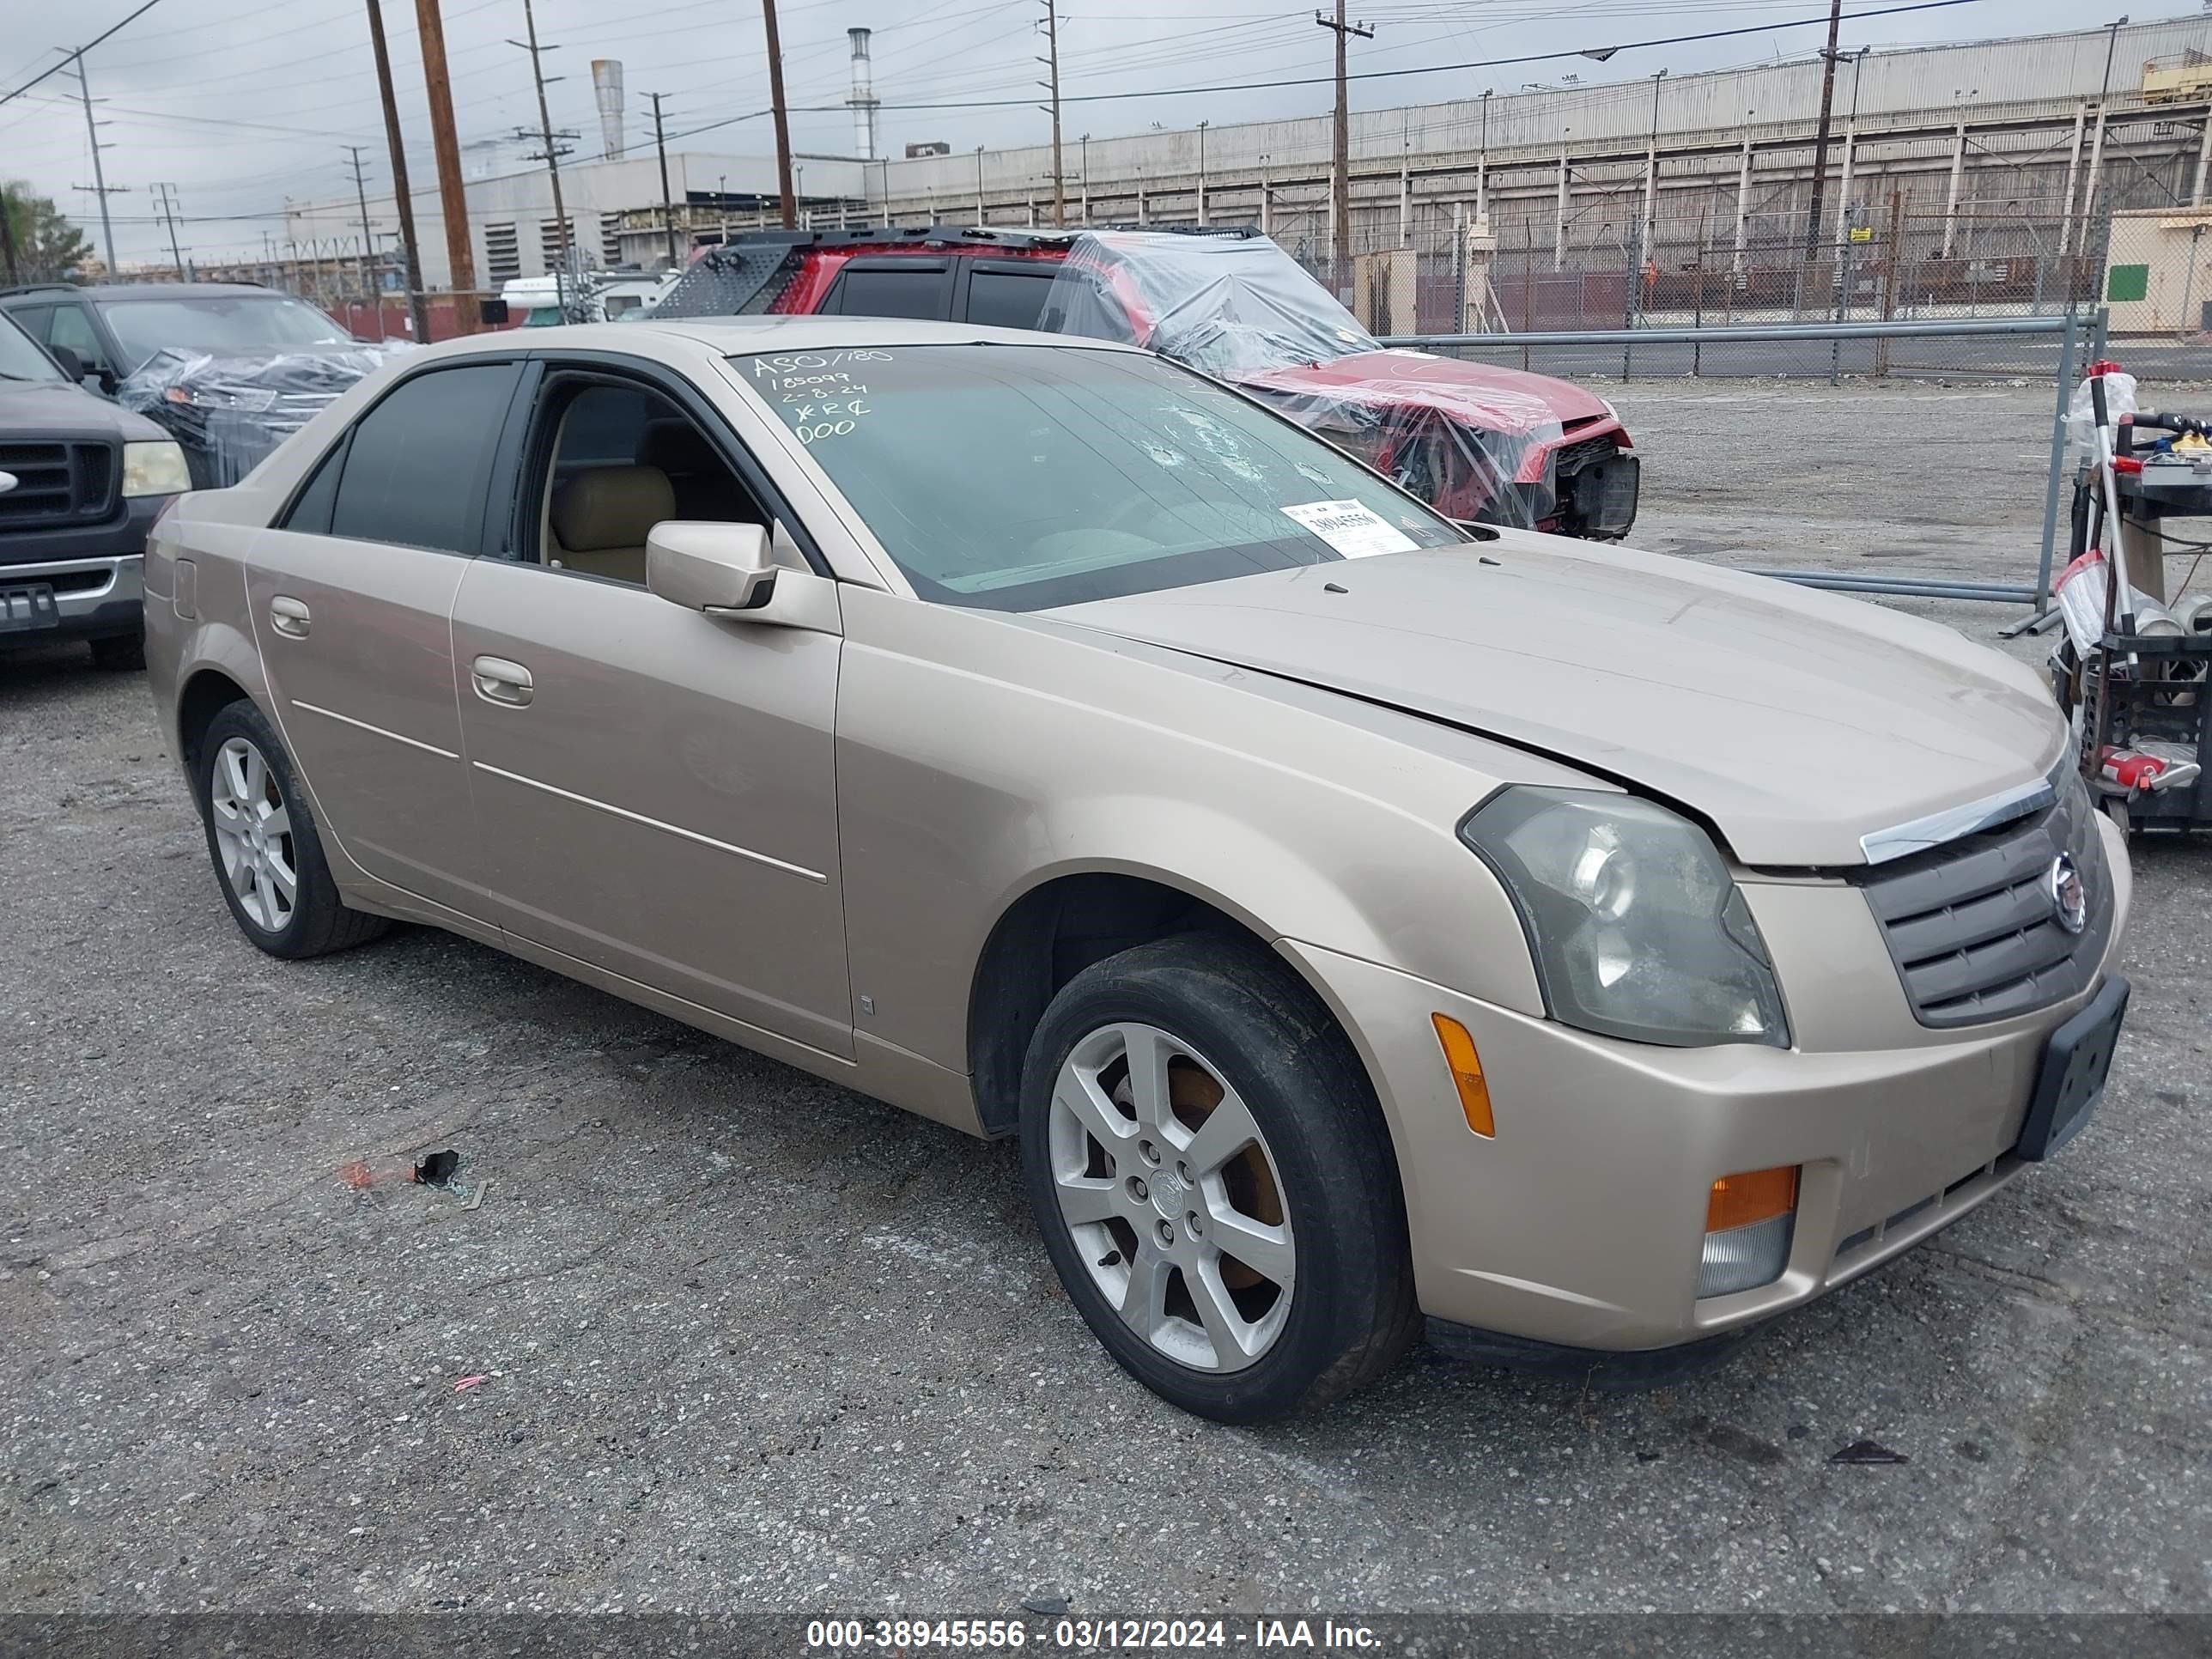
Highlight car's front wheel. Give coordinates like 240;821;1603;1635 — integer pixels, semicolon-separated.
194;701;389;958
1018;934;1417;1422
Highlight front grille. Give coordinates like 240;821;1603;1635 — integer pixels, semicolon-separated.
1548;433;1620;477
1854;769;2112;1028
0;441;116;528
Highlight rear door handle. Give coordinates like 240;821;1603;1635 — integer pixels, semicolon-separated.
270;595;311;638
471;654;534;708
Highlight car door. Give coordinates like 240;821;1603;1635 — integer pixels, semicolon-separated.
245;357;526;919
448;354;852;1059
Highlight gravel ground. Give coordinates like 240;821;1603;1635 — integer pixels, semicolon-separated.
4;383;2209;1620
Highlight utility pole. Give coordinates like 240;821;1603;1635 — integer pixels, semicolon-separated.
346;146;376;300
0;198;19;283
1802;0;1845;258
417;0;482;331
1316;3;1373;269
70;52;122;275
151;182;185;275
650;92;679;268
1036;0;1065;226
762;0;797;228
514;0;575;319
363;0;433;342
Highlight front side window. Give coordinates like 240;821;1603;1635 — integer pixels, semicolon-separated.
526;375;769;585
328;362;521;554
0;309;66;382
737;343;1461;611
97;295;352;369
44;305;113;374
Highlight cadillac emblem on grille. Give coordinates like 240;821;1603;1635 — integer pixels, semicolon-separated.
2048;853;2088;935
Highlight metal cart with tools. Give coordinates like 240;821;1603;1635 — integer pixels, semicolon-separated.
2053;391;2212;836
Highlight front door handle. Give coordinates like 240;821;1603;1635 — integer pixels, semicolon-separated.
270;595;311;638
471;654;534;708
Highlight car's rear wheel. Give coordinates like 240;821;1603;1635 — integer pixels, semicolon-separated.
1018;934;1417;1422
194;701;389;958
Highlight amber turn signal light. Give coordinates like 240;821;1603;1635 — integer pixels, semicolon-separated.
1705;1165;1800;1233
1431;1013;1494;1138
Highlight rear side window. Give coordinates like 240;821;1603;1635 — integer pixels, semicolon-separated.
826;260;951;320
963;267;1056;331
329;362;521;554
279;437;347;534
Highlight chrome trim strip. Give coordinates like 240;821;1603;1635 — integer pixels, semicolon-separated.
0;554;139;580
1858;775;2057;866
289;699;462;761
470;761;829;884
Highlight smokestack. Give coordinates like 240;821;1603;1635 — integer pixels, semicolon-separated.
847;27;880;161
592;59;626;161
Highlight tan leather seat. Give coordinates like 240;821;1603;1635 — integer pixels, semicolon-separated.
548;465;675;585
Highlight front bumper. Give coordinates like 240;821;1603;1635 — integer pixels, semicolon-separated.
0;493;167;644
1280;823;2132;1352
0;552;146;643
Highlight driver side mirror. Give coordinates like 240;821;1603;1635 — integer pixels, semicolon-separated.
646;520;777;613
46;344;83;382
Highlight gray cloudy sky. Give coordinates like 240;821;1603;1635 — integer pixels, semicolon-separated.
0;0;2163;268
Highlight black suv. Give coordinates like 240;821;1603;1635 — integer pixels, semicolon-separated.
0;307;186;669
0;282;370;488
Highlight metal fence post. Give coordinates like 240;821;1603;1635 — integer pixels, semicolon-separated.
2033;311;2081;611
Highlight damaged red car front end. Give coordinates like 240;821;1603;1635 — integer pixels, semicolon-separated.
1234;351;1638;538
1053;230;1640;539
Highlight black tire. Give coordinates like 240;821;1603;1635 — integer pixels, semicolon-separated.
88;630;144;672
194;700;390;959
1018;933;1418;1423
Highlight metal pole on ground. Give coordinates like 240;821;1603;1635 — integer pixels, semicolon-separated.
2032;311;2081;612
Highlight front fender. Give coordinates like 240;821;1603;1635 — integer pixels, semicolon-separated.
836;589;1565;1077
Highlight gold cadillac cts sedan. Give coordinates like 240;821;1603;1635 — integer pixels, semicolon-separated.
143;318;2131;1422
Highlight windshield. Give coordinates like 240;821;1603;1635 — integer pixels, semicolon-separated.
1046;231;1380;378
98;295;353;368
738;343;1462;611
0;311;65;382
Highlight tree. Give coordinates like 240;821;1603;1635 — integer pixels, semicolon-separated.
1;184;94;283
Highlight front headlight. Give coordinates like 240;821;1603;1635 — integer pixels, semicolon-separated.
1461;787;1789;1048
122;440;191;497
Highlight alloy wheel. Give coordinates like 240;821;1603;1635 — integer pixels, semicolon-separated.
208;735;298;933
1047;1021;1295;1373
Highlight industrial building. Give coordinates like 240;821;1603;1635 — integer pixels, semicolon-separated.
270;15;2212;322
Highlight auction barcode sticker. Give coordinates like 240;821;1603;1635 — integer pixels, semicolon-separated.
1280;499;1420;558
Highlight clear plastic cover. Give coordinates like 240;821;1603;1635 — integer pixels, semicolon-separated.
1040;231;1631;534
2067;368;2138;468
117;344;411;489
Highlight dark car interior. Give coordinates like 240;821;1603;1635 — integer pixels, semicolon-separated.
532;380;771;586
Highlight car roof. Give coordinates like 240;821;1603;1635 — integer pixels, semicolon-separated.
417;314;1143;356
0;282;283;303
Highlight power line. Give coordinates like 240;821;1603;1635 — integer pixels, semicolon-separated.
0;0;165;109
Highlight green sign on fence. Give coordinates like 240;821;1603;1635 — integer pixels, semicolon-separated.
2106;263;2151;303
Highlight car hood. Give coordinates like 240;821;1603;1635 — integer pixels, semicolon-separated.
1235;349;1616;437
0;377;167;441
1042;534;2063;867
